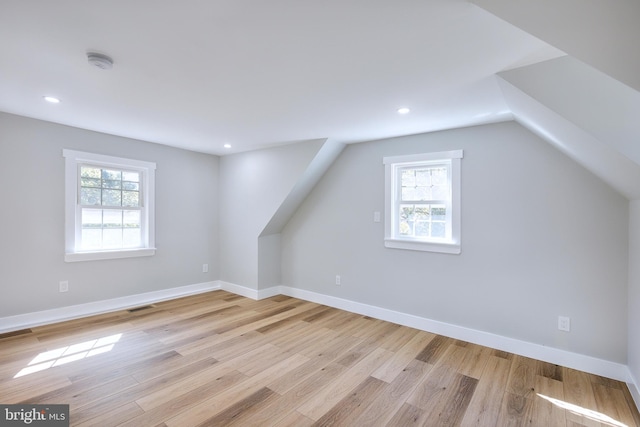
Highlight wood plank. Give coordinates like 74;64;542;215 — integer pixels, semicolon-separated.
311;376;387;426
273;411;314;427
121;370;247;427
506;354;538;398
460;355;511;426
496;391;535;426
164;354;309;427
73;401;144;427
414;334;451;365
71;357;219;425
352;359;431;426
296;347;393;420
563;368;603;427
267;334;359;395
406;364;458;411
532;375;567;427
371;330;435;383
196;386;278;426
385;402;428;426
239;362;349;426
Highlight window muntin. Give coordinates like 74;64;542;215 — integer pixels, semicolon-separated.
78;165;143;251
384;150;462;254
63;150;156;262
396;164;451;241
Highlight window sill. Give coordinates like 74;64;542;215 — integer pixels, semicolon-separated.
384;238;460;254
65;248;156;262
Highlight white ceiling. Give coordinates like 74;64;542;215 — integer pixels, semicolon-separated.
0;0;564;155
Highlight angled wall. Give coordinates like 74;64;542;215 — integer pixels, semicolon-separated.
218;140;326;290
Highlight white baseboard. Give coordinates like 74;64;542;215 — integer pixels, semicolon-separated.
218;281;259;299
270;285;631;383
217;281;281;300
0;281;220;334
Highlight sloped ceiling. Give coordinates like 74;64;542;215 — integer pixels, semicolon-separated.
472;0;640;200
471;0;640;92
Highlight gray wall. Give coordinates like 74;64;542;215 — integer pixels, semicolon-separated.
629;201;640;385
281;121;629;363
0;112;218;317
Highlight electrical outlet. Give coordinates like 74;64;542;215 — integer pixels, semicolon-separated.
558;316;570;332
202;263;209;273
59;281;69;293
373;211;381;223
335;275;341;286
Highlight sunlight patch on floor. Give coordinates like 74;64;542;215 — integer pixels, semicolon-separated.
537;393;627;427
14;333;122;378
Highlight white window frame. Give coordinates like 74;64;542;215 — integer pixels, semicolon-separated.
383;149;462;254
63;149;156;262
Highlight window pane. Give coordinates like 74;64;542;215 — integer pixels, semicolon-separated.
415;186;431;201
416;169;430;186
399;220;412;236
399;204;414;236
81;166;100;179
103;229;122;249
122;171;139;182
81;177;101;188
415;221;430;237
414;206;430;220
123;210;140;228
103;179;121;189
103;210;122;228
431;222;446;238
123;210;141;247
432;185;448;200
431;167;447;185
122;181;139;191
401;187;417;201
123;228;141;248
81;188;101;205
122;191;139;207
102;189;122;206
102;169;121;181
401;170;416;187
431;205;446;220
82;209;102;228
81;229;102;250
400;204;414;221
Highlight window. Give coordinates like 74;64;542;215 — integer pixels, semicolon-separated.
63;150;156;262
383;150;462;254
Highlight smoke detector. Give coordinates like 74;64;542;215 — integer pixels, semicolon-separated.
87;52;113;70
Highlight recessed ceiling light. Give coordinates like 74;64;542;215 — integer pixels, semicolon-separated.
223;143;231;149
44;96;60;104
397;107;410;114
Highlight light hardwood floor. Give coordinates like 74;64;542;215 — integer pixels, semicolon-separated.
1;291;638;426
